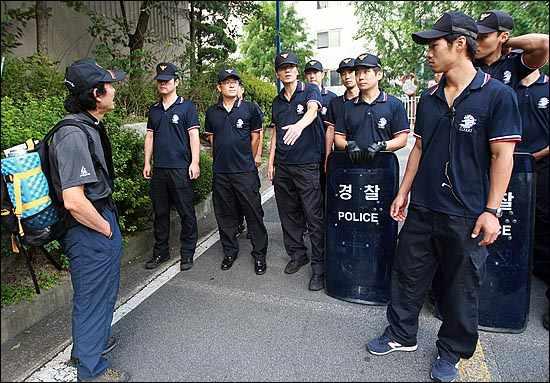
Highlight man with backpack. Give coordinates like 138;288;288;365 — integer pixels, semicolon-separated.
49;58;129;382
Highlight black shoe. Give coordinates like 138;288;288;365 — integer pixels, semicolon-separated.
77;368;130;382
69;336;117;366
180;257;194;271
284;258;309;274
145;254;169;270
308;274;324;291
254;259;267;275
221;256;237;270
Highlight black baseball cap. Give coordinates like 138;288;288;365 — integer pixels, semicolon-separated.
154;62;178;81
275;51;299;70
64;58;126;94
412;11;478;45
304;59;323;73
354;53;382;69
476;10;514;34
218;67;241;83
336;58;355;73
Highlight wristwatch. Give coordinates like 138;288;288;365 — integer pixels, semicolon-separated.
484;207;503;218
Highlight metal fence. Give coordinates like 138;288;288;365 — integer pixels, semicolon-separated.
397;95;420;129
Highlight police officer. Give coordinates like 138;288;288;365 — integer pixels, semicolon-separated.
516;69;549;330
332;53;409;159
143;63;200;271
51;59;129;381
474;10;549;89
366;12;522;382
269;51;326;291
304;59;337;198
204;68;268;274
324;58;359;170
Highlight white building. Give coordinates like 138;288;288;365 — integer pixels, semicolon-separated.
289;0;374;95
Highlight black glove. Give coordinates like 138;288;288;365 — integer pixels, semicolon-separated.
367;141;387;160
346;140;364;164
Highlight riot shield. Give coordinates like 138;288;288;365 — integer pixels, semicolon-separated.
478;153;536;333
325;151;399;305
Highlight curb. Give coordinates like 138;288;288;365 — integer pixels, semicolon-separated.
0;161;269;345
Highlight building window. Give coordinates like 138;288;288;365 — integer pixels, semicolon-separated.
329;29;341;48
330;70;342;86
317;32;329;49
317;1;329;9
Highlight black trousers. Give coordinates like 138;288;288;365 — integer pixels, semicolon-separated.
533;156;549;283
385;206;487;363
212;171;268;260
150;167;197;261
274;163;325;275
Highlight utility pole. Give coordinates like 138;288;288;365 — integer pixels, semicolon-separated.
275;0;281;91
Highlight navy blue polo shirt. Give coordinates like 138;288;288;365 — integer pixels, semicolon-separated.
270;81;324;165
147;96;200;168
515;74;549;153
475;52;536;89
320;87;337;124
204;98;263;174
334;91;410;148
324;93;355;128
411;69;522;218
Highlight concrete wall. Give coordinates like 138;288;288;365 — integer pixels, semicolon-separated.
3;1;190;71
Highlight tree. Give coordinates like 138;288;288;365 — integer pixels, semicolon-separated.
354;1;549;92
1;2;35;55
185;1;258;76
239;1;313;81
35;1;50;55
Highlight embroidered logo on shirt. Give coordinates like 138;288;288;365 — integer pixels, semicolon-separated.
321;106;327;115
503;70;512;84
459;114;476;133
378;117;387;129
80;166;90;178
538;97;549;109
172;114;179;124
297;104;305;114
236;118;244;128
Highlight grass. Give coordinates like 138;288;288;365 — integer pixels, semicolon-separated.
1;270;61;307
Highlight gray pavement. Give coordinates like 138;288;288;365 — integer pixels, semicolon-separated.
7;135;550;382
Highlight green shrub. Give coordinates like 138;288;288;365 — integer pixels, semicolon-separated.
239;72;277;125
193;152;213;204
1;54;65;99
1;94;66;150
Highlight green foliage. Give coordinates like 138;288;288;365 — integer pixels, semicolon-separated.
239;72;277;125
184;1;259;74
1;54;65;99
193;152;213;204
1;95;66;150
0;3;35;55
354;1;550;90
1;270;60;307
239;1;314;81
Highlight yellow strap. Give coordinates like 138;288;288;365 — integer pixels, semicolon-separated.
25;139;35;151
22;195;51;211
13;166;42;180
13;173;22;217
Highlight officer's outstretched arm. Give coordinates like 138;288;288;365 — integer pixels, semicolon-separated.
282;101;319;146
506;33;549;69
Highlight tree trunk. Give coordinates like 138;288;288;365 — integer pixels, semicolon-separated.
35;0;49;55
128;0;153;54
188;1;196;76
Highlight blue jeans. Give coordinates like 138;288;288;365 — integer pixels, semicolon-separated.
61;207;122;379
